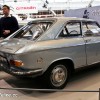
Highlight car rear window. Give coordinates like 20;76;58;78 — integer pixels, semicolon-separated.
11;20;54;41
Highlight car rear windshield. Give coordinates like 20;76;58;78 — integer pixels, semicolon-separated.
12;21;54;40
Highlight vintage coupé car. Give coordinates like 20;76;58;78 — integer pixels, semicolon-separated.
0;17;100;89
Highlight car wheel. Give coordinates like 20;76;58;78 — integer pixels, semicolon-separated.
43;63;70;89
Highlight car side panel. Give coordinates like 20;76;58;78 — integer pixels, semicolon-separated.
83;36;98;65
15;37;86;72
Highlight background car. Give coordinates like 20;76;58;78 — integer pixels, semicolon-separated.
0;17;100;89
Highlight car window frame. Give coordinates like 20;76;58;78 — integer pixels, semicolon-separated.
6;20;56;41
81;21;100;37
56;20;82;39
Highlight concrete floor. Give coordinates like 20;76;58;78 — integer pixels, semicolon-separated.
0;64;99;100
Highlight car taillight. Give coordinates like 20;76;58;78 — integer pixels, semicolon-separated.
10;60;24;67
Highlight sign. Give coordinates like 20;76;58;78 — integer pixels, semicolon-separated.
15;3;38;14
7;2;38;14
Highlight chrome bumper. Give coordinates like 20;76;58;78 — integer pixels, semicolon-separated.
3;66;43;77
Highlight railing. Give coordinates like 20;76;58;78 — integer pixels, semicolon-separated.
0;87;99;100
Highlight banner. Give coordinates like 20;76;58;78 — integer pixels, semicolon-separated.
7;2;38;14
64;6;100;24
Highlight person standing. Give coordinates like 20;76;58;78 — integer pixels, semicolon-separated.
0;5;19;38
83;9;89;19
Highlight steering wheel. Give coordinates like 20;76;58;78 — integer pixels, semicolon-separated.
69;30;78;34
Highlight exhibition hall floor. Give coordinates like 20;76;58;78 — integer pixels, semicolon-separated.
0;64;99;100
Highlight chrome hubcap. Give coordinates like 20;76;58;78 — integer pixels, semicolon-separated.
51;65;67;87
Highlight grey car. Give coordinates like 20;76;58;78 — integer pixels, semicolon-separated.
0;17;100;89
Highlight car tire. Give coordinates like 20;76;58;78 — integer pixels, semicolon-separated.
42;63;70;89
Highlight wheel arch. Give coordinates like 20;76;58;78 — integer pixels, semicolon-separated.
48;58;75;74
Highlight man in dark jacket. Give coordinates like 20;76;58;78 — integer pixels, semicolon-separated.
0;5;19;38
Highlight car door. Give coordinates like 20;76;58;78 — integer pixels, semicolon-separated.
82;21;100;65
58;21;86;68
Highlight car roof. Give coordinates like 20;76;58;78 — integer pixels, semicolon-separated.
28;17;96;25
50;17;95;21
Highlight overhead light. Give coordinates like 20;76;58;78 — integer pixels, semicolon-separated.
46;0;49;4
14;0;17;2
43;3;47;8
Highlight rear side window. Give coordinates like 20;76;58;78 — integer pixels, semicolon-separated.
58;21;81;38
82;21;100;36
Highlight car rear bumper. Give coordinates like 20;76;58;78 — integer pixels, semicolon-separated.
2;66;43;77
0;56;43;77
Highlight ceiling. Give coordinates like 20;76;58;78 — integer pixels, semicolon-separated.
0;0;100;9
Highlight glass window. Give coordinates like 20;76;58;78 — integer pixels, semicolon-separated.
59;22;81;38
82;21;100;36
66;22;81;36
11;21;53;41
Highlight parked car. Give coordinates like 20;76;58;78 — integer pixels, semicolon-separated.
0;17;100;89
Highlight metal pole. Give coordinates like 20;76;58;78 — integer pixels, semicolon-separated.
3;0;5;4
87;0;94;7
99;88;100;100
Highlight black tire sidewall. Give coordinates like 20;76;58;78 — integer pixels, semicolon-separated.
43;63;70;89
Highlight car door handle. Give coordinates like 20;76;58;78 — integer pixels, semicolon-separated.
85;39;91;43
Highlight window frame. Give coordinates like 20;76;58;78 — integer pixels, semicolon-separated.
57;20;82;39
81;21;100;37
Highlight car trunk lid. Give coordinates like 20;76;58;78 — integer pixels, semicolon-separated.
0;38;31;54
